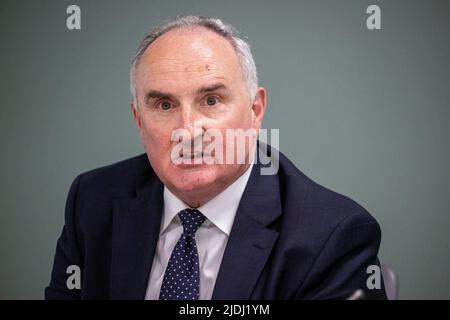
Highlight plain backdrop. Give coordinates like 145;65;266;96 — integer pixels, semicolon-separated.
1;0;449;299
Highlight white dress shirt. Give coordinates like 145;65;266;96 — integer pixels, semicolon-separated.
145;162;254;300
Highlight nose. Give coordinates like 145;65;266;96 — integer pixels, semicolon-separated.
179;104;204;148
180;105;195;133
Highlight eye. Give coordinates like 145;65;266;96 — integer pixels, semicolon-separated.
159;101;172;111
205;96;219;106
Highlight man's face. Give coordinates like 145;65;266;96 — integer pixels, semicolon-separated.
132;27;266;206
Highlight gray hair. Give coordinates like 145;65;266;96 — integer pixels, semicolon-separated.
129;15;258;107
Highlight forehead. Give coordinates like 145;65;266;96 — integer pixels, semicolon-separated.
135;27;241;88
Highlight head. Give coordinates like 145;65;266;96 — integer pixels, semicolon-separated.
130;15;267;207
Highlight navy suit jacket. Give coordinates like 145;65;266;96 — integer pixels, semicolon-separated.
45;149;387;299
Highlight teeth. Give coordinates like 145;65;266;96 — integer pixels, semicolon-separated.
185;151;203;158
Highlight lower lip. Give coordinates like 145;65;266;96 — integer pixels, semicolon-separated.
175;162;211;170
173;155;216;169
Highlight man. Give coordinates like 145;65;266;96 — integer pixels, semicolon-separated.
45;15;386;300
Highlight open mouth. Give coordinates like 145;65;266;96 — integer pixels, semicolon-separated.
182;150;203;159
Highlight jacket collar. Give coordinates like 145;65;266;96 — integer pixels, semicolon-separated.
211;158;282;299
109;164;164;299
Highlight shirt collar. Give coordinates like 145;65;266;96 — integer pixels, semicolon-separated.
161;161;254;236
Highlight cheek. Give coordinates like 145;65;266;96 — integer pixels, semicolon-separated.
140;119;173;152
231;106;254;130
214;101;253;128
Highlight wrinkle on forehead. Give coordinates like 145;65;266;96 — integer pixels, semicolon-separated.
135;27;243;95
143;58;221;82
149;57;217;72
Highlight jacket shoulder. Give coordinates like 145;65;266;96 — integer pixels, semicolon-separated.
277;151;379;229
75;153;152;199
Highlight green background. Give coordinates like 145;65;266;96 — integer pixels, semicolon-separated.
1;0;449;299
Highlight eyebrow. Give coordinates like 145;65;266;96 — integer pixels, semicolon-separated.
144;90;176;104
144;83;227;104
196;83;227;95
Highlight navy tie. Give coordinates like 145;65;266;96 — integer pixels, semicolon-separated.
159;208;206;300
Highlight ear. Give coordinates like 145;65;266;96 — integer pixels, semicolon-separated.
251;87;267;131
130;100;142;130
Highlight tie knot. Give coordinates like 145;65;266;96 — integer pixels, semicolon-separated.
178;209;206;236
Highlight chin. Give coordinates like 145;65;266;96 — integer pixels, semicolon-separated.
166;163;220;193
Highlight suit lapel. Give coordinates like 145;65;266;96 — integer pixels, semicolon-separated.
212;161;282;299
109;175;164;299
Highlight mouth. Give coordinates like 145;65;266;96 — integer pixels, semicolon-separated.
182;150;203;159
173;149;217;168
